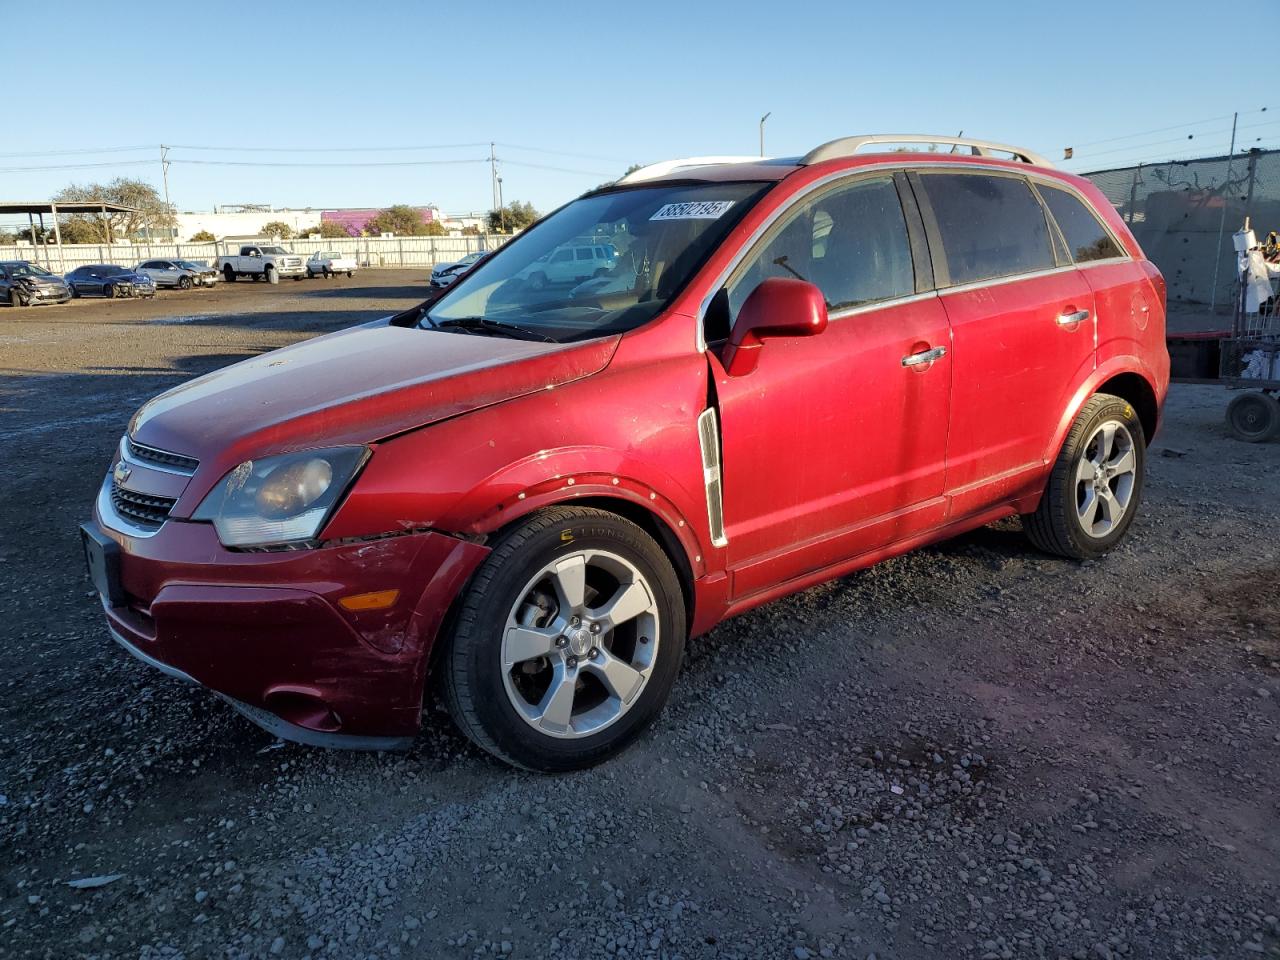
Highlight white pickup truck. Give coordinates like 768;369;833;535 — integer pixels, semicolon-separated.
217;244;307;283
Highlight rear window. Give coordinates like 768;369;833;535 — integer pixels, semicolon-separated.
1038;184;1124;263
919;173;1055;286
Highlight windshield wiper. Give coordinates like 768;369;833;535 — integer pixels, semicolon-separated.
434;316;558;343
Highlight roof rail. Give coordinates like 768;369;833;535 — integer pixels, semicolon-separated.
801;134;1053;168
616;156;767;184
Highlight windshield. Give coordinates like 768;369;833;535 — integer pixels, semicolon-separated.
176;260;206;270
6;262;53;278
425;181;770;342
103;266;129;276
260;246;288;255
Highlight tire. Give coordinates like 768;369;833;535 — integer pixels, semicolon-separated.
443;507;686;772
528;271;547;291
346;270;354;278
104;283;116;299
306;267;315;279
1226;391;1280;443
265;266;277;285
1023;393;1146;561
8;288;22;308
178;275;192;290
224;266;236;283
594;268;609;278
293;274;302;281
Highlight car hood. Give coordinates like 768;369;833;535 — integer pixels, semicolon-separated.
131;318;619;490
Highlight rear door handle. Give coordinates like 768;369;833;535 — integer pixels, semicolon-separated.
1057;309;1090;326
902;346;947;367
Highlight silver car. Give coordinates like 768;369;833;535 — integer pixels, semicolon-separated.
136;259;219;290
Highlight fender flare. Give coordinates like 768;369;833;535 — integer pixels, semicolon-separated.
1043;357;1162;463
437;451;712;581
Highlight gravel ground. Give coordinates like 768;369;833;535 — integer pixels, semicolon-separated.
1;272;1277;960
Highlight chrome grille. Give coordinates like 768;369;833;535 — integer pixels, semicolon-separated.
110;482;177;529
125;437;198;475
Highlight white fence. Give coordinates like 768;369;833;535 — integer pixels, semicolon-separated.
0;234;513;274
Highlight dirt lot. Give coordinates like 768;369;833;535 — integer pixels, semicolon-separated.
1;271;1277;960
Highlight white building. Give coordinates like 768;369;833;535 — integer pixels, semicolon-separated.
171;204;449;240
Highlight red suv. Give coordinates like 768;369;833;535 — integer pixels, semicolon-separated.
83;135;1169;771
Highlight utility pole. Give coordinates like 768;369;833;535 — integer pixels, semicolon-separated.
497;176;505;232
759;112;771;157
160;145;172;238
489;142;499;221
1208;112;1238;312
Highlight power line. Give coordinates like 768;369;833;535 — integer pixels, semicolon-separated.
1068;106;1268;150
0;144;155;159
167;142;491;153
0;159;156;173
172;157;489;168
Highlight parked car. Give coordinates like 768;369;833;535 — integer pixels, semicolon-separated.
515;242;616;290
429;251;486;289
217;245;306;283
66;264;157;299
0;260;72;306
306;251;358;278
136;259;218;290
84;134;1169;772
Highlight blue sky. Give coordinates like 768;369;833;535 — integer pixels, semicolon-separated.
0;0;1261;223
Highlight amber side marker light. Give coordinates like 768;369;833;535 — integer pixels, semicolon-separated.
338;589;401;612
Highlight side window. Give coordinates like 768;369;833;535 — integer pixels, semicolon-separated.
1038;184;1125;263
727;176;914;319
918;173;1055;286
551;249;572;263
575;248;593;261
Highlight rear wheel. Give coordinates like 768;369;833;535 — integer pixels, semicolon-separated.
443;507;686;772
223;265;236;283
1023;393;1145;560
1226;391;1280;443
178;275;192;290
306;267;315;279
346;270;354;278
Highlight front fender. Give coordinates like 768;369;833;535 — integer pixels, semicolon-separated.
436;446;710;579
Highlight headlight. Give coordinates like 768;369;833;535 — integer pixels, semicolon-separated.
192;446;368;547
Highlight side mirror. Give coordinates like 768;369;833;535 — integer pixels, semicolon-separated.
720;277;828;377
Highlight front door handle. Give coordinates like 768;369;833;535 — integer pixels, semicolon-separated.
1056;309;1090;327
902;346;947;367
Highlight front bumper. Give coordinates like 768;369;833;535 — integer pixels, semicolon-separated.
27;284;72;304
86;502;490;748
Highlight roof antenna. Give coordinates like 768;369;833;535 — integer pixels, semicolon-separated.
949;130;964;155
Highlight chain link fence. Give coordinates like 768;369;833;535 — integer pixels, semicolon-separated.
0;234;513;274
1085;148;1278;309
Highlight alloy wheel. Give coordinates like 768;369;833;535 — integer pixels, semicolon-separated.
501;549;659;739
1075;420;1137;538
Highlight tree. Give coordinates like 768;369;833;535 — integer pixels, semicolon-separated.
366;205;426;236
422;220;448;237
261;221;293;239
317;221;351;238
486;201;539;233
461;224;480;237
56;219;101;244
190;230;216;242
53;178;175;241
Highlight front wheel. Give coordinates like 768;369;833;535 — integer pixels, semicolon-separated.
1023;393;1145;560
178;275;192;290
104;283;117;299
8;288;23;308
306;267;315;279
346;270;354;278
265;266;277;285
528;271;547;291
443;507;686;772
1226;391;1280;443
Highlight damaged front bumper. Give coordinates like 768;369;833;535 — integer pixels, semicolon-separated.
84;511;490;749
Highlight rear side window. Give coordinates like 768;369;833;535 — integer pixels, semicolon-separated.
728;175;914;318
1038;184;1124;263
919;173;1055;286
575;248;593;261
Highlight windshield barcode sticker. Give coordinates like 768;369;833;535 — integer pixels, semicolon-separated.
650;200;735;221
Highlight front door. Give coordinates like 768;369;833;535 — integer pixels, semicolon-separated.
711;174;952;600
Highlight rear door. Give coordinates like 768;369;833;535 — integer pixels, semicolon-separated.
712;173;952;598
911;170;1095;515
